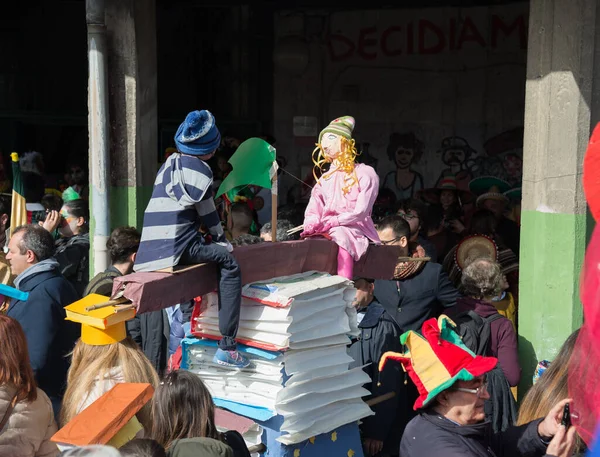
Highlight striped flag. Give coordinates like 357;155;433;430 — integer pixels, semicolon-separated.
10;152;27;236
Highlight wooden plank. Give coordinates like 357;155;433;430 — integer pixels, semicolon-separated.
113;239;402;315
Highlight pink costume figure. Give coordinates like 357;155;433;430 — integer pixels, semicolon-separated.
301;116;380;279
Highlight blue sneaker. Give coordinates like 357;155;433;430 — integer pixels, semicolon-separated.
213;348;250;368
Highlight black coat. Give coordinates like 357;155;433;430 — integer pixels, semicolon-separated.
127;300;195;375
374;262;459;334
127;309;169;375
6;263;79;400
55;233;90;297
348;301;406;453
400;410;549;457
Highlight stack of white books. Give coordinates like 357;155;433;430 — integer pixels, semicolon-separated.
190;271;373;445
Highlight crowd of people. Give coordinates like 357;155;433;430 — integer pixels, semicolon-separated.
0;110;582;457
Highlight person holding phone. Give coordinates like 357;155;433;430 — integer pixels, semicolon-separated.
380;316;578;457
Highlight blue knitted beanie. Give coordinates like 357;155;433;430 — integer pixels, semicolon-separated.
174;110;221;156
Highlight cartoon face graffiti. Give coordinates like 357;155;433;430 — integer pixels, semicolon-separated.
394;146;416;169
386;132;423;170
439;137;476;171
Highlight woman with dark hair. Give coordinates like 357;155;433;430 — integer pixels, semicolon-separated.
42;198;90;296
381;132;425;200
151;370;250;457
0;315;59;456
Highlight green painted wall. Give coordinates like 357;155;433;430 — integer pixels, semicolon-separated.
110;186;154;230
89;185;153;276
518;209;586;399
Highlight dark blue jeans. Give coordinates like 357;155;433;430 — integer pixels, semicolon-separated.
180;236;241;351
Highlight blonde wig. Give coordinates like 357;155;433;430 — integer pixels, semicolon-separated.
60;337;159;429
312;136;360;195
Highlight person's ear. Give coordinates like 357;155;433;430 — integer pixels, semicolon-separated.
0;213;8;227
130;252;137;264
400;236;408;248
26;249;36;264
437;391;449;407
368;282;375;295
76;216;85;228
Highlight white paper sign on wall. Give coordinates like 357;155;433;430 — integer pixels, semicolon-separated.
293;116;318;137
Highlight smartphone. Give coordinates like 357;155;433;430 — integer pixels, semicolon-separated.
561;402;571;428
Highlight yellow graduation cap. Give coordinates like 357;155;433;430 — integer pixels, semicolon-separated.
65;294;136;346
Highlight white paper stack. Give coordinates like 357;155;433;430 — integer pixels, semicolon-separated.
190;271;374;445
184;341;284;411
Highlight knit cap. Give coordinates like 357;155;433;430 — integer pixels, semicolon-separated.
174;110;221;156
318;116;356;143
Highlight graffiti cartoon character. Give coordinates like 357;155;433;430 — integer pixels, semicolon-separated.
436;136;477;190
474;127;524;185
382;132;425;200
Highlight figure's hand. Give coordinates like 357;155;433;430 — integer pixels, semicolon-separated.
538;398;572;440
301;221;322;237
321;217;340;233
546;424;577;457
363;438;384;456
42;210;61;233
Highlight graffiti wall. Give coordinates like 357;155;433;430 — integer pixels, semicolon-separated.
273;3;528;202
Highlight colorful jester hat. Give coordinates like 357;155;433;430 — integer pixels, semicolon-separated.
379;315;497;410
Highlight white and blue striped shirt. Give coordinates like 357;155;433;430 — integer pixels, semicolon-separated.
134;153;225;272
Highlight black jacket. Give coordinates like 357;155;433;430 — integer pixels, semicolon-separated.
348;301;404;453
374;262;459;334
127;299;195;375
6;262;79;399
55;232;90;297
400;410;549;457
127;309;169;375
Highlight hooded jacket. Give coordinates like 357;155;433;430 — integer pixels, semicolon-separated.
400;410;549;457
7;259;80;399
0;385;58;457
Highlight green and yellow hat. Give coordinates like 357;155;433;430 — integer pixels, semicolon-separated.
379;315;497;410
318;116;356;143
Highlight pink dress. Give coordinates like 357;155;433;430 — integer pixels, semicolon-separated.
303;163;380;261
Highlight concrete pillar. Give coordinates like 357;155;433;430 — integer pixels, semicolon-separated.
519;0;595;396
105;0;158;230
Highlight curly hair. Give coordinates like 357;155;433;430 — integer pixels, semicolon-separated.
386;132;424;163
461;258;503;299
312;136;358;195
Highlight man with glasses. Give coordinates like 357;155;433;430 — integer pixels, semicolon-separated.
374;215;458;335
396;198;438;262
380;316;575;457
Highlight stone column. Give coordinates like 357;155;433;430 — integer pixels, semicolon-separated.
519;0;596;395
105;0;158;229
